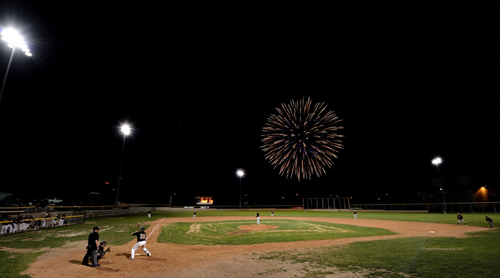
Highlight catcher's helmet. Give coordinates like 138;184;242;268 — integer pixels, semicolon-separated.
140;227;145;231
100;240;107;246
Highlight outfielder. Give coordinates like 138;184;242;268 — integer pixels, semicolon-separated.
457;213;467;226
256;211;260;225
130;226;151;260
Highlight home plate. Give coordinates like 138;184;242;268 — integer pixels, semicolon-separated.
429;231;435;233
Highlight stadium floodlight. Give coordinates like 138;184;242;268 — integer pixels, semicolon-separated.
115;124;132;205
431;156;443;177
0;28;32;103
236;169;245;209
121;124;131;135
1;28;31;55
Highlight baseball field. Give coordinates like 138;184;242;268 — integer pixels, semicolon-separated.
0;210;498;278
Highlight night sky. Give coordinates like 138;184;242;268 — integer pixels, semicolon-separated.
0;2;499;206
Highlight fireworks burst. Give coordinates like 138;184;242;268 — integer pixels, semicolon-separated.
261;96;344;181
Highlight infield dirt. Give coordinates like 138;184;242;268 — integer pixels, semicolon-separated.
22;216;485;278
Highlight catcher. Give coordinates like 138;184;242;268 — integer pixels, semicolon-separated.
89;240;111;263
97;241;111;261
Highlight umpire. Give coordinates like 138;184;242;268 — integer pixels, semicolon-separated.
82;226;100;267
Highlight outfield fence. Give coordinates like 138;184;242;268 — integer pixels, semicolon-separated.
351;202;500;213
302;197;351;210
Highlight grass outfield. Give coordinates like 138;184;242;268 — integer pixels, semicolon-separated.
0;210;498;278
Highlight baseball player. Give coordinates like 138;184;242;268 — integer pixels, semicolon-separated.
11;217;18;233
1;215;12;234
96;241;111;262
130;226;151;260
193;211;196;219
256;211;260;225
50;213;58;228
19;216;27;232
456;213;467;226
271;211;274;217
353;211;357;219
82;226;100;267
148;210;151;218
40;213;48;229
485;216;494;229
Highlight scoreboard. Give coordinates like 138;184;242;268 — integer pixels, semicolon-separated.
196;196;213;205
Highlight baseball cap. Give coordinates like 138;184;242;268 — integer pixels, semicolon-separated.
93;226;100;231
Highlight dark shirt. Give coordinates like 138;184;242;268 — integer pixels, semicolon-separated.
256;213;260;217
98;245;105;254
88;231;99;250
486;217;493;222
132;231;147;242
457;215;463;220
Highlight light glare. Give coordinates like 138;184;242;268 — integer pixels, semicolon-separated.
121;124;131;135
236;169;245;178
432;157;442;166
1;28;31;55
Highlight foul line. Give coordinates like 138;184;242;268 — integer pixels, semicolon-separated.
146;211;169;241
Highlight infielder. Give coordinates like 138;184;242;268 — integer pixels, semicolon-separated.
457;213;467;226
271;211;274;217
130;226;151;260
486;216;494;229
256;211;260;225
353;211;357;219
193;211;196;219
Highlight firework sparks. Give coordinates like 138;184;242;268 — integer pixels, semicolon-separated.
261;96;344;181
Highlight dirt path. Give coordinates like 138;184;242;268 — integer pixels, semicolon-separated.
22;216;486;278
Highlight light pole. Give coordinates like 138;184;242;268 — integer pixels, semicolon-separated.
432;156;445;212
236;169;245;209
431;157;442;177
115;124;131;205
0;28;32;103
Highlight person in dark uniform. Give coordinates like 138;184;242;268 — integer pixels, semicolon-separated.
456;213;467;226
485;216;494;229
96;240;111;262
82;226;100;267
193;211;196;219
256;211;260;225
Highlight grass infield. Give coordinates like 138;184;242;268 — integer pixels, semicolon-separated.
157;220;394;245
0;210;498;278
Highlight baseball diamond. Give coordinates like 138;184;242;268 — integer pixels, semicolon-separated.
9;212;494;278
